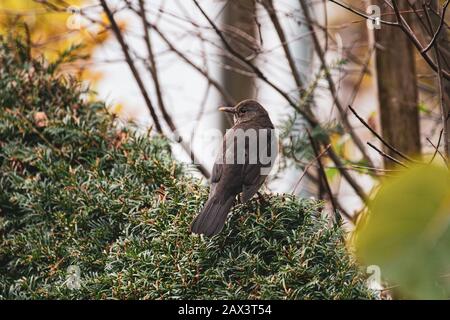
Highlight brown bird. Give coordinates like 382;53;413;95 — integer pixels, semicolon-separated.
190;99;277;237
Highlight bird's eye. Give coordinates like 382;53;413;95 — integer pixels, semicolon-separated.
240;109;246;114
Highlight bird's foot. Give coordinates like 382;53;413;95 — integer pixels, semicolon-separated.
256;191;268;206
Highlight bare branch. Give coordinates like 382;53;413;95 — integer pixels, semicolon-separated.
100;0;163;134
298;0;375;168
307;129;352;223
348;105;418;163
427;129;445;164
261;0;305;93
367;142;408;168
136;0;210;178
421;0;450;53
291;144;331;194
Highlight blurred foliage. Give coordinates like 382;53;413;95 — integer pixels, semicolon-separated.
0;38;376;299
0;0;111;84
354;164;450;299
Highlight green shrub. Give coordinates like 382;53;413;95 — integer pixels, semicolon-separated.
0;38;375;299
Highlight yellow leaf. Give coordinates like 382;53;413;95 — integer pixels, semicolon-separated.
354;164;450;299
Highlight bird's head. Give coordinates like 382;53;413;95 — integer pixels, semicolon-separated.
219;99;269;125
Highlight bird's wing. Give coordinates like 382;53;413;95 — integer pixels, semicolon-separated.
241;128;277;203
209;161;222;196
211;161;222;183
209;128;235;196
241;166;266;203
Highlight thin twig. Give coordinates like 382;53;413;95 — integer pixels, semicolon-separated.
367;142;408;168
347;47;375;108
136;0;210;178
348;105;417;163
261;0;305;94
427;129;445;164
291;144;331;194
138;0;175;132
421;0;450;53
332;0;450;80
145;21;235;106
307;129;350;223
389;0;450;80
100;0;163;134
328;0;399;26
192;0;312;119
298;0;375;168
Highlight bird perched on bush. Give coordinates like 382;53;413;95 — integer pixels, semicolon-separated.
191;99;277;236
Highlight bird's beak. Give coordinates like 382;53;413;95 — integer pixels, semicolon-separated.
218;106;236;114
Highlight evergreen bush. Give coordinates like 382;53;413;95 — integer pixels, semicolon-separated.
0;38;375;299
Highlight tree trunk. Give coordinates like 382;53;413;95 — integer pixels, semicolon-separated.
221;0;258;133
372;0;421;167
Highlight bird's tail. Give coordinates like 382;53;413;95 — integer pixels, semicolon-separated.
190;195;234;237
